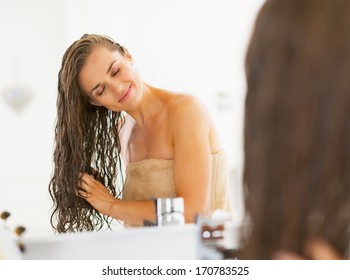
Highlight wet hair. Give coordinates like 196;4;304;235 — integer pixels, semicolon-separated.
242;0;350;258
49;34;125;233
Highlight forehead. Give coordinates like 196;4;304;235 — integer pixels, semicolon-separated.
78;47;121;93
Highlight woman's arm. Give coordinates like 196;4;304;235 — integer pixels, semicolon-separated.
170;95;214;222
79;174;156;225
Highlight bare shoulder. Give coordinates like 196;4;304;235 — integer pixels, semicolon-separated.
152;85;208;116
166;93;214;137
165;92;221;152
168;93;211;121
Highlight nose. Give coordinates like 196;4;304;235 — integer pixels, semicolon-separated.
107;80;124;97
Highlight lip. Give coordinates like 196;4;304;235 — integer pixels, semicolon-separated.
118;86;131;102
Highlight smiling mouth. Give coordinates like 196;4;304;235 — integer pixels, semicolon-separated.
118;86;131;102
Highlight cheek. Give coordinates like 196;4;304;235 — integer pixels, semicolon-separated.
130;70;143;86
124;64;140;80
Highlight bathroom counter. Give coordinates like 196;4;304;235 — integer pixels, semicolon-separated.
22;224;204;260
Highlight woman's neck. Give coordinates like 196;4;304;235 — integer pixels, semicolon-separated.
126;83;165;127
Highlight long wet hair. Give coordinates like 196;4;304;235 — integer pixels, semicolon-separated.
49;34;125;233
242;0;350;258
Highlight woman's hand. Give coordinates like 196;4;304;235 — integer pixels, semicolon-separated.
272;237;342;260
78;173;118;216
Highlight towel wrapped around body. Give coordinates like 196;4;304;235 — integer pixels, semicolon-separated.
121;150;231;225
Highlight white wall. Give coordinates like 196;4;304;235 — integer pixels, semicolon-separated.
0;0;264;238
0;0;63;237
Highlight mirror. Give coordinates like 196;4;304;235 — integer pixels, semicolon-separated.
0;0;264;238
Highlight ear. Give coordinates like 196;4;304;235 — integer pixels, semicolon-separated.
122;47;133;63
89;99;102;106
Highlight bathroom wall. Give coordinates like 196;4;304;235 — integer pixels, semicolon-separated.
0;0;63;237
0;0;264;238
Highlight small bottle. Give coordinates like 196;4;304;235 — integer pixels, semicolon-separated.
155;197;185;226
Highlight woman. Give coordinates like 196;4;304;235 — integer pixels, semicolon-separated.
49;34;230;232
242;0;350;259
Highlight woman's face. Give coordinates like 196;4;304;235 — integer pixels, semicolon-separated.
78;46;143;112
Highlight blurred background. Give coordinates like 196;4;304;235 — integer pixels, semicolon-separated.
0;0;264;238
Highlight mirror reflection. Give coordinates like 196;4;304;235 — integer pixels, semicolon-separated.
0;0;264;260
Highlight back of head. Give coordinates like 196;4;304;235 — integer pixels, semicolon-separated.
243;0;350;259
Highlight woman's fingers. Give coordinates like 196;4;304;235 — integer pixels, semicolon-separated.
272;250;304;260
77;174;94;199
80;173;95;184
75;173;117;216
77;189;89;199
272;237;342;260
76;180;89;198
305;237;342;260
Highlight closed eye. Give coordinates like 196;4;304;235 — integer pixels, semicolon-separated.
112;68;119;77
93;85;105;97
97;87;104;96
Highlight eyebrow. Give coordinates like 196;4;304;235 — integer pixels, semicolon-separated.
90;60;117;94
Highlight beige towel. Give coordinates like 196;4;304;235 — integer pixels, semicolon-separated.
122;150;231;215
122;159;176;200
210;151;231;212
